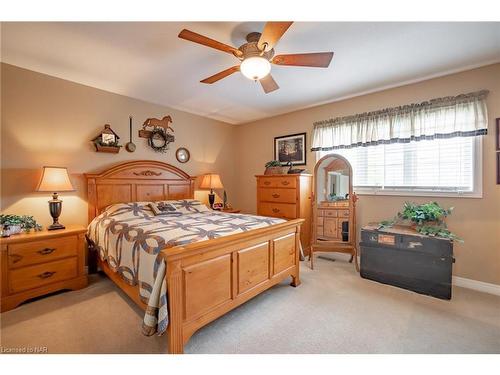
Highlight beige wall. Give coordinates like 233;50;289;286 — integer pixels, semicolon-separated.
233;63;500;285
2;62;499;285
1;63;236;228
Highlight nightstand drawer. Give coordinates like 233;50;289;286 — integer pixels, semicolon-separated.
8;236;77;269
9;257;78;294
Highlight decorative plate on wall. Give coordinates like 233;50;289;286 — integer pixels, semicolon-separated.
176;147;190;163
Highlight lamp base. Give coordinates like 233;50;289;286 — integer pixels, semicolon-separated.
208;192;215;208
48;223;66;231
48;193;65;230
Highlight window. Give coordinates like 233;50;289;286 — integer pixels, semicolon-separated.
317;136;482;197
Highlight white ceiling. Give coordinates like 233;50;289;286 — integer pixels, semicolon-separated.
2;22;500;124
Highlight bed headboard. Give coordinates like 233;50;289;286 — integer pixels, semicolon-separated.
85;160;196;222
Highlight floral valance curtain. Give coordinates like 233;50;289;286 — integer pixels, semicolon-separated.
311;90;489;151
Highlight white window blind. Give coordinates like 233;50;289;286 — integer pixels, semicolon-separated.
318;136;481;197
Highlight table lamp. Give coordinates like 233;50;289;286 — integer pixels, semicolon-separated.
36;166;75;230
199;173;223;208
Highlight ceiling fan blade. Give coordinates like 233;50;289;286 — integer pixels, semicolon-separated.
260;74;279;94
257;22;293;51
178;29;242;57
200;66;240;84
272;52;334;67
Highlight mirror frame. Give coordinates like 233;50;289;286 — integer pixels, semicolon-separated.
311;153;359;271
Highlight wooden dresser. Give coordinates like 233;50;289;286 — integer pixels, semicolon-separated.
0;225;88;312
256;174;313;254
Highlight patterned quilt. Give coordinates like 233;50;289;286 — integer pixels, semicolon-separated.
87;199;285;336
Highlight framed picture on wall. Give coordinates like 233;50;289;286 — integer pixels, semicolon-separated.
496;118;500;151
497;152;500;185
274;132;307;166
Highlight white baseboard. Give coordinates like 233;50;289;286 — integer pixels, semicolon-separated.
452;276;500;296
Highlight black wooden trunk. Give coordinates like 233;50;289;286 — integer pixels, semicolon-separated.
360;225;454;300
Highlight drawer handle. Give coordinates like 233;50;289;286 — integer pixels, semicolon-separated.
272;193;280;198
281;181;290;186
264;181;271;185
9;254;23;264
272;208;280;213
37;271;56;279
38;248;56;255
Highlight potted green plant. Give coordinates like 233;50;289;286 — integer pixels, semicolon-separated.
0;214;43;236
378;201;461;241
264;160;288;175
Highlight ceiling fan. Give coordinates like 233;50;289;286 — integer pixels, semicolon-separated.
178;22;334;94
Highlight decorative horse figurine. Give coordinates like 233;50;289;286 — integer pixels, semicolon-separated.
142;115;174;133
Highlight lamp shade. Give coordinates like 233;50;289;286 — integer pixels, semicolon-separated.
36;166;75;192
199;174;224;190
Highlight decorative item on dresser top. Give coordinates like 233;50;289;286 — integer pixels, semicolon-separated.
200;173;224;208
310;154;359;271
36;166;76;230
85;160;303;353
256;173;312;255
0;225;88;312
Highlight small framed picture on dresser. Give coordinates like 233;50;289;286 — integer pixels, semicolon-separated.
274;132;306;166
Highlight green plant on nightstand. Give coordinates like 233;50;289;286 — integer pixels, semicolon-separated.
0;214;42;235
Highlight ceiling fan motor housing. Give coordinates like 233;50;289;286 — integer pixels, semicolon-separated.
238;32;275;61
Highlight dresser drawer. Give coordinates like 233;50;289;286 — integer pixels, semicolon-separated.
8;235;77;269
258;176;296;189
258;202;297;219
259;188;296;204
9;257;78;294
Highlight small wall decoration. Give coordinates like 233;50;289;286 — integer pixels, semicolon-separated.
139;115;175;153
125;116;136;153
496;118;500;151
274;132;306;166
496;118;500;185
92;124;122;153
176;147;190;163
497;153;500;185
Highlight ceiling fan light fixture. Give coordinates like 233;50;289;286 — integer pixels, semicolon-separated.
240;56;271;81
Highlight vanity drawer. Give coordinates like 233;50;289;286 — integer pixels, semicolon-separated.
9;257;78;294
338;210;350;218
258;176;296;189
323;210;338;218
258;202;297;219
259;188;296;204
8;236;78;269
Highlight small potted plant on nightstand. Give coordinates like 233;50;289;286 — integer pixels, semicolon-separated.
0;214;42;237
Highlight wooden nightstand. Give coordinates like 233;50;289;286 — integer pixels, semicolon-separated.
0;225;88;312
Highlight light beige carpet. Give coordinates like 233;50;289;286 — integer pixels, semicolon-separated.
1;256;499;354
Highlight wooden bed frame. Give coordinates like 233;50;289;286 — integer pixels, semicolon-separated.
85;160;303;354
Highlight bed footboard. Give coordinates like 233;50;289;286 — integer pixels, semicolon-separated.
161;218;303;354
